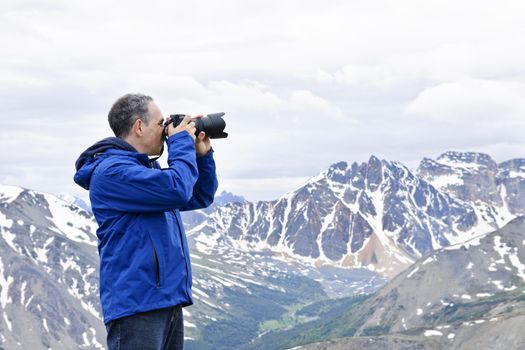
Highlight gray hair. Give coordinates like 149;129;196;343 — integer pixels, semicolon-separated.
108;93;154;137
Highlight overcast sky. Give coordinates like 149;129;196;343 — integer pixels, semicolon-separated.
1;0;524;202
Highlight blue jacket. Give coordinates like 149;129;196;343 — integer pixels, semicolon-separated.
74;132;218;324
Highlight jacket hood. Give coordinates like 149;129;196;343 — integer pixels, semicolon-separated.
73;137;138;190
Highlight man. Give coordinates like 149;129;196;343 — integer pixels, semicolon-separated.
74;93;218;349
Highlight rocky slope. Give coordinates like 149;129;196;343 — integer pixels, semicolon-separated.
351;216;525;343
255;216;525;350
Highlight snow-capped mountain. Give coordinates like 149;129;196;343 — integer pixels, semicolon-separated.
180;190;246;228
57;192;92;214
0;184;384;349
417;151;519;229
189;152;524;276
0;185;104;349
212;191;246;206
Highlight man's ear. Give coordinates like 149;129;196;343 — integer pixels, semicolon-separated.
132;118;144;137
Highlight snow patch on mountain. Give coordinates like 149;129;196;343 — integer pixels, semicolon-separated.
0;256;14;309
0;185;23;204
43;193;97;246
0;212;18;253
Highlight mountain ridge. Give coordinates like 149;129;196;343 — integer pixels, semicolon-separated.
188;151;524;277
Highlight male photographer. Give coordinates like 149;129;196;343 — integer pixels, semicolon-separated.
74;93;218;349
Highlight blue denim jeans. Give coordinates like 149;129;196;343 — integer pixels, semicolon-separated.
106;306;184;350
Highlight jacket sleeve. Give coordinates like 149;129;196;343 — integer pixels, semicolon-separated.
180;149;219;211
91;133;199;213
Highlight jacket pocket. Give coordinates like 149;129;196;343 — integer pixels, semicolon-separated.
150;238;161;288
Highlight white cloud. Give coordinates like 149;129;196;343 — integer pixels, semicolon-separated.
405;79;525;123
1;0;525;201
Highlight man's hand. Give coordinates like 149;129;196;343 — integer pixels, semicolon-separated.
195;131;211;156
166;115;196;142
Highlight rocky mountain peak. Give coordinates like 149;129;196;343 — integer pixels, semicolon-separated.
213;191;246;205
324;156;385;191
498;158;525;174
0;184;24;205
417;151;505;211
436;151;497;169
326;161;349;183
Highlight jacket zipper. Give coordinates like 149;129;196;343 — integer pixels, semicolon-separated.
174;211;191;300
150;238;160;288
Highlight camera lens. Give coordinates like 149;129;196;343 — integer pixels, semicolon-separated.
168;113;228;139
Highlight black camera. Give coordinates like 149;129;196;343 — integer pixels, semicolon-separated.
166;112;228;139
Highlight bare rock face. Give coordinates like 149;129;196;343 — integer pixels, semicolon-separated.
497;158;525;216
418;151;525;227
418;151;502;206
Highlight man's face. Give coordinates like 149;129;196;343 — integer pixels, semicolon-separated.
142;101;166;156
